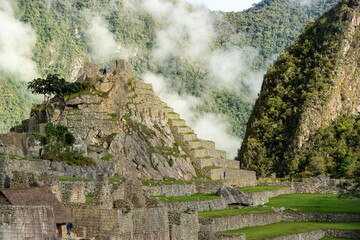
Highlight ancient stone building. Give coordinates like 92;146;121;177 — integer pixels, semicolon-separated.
0;186;71;239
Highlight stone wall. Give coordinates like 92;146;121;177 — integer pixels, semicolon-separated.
143;183;195;197
246;187;292;206
65;203;170;240
214;233;246;240
200;212;283;233
282;212;360;222
0;156;97;180
269;230;325;240
61;181;86;203
169;211;199;240
195;182;226;194
0;133;29;157
201;212;360;233
203;168;256;186
325;230;360;239
164;199;227;212
143;182;226;198
0;205;57;240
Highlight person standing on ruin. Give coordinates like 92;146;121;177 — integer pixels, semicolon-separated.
224;171;226;180
66;222;72;235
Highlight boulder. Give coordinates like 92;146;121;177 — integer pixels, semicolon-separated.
66;97;84;106
216;186;251;206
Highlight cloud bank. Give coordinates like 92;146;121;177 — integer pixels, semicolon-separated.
85;15;133;64
142;0;215;62
0;0;38;81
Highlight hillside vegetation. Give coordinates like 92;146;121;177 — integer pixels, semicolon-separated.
1;0;338;136
238;0;360;178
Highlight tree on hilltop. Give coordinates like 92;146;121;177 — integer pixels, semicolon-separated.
28;74;85;105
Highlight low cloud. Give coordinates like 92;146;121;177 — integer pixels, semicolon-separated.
208;47;263;94
0;0;38;81
142;0;215;62
84;15;133;64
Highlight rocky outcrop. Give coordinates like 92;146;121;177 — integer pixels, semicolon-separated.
216;186;251;206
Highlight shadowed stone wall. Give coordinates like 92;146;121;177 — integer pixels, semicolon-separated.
65;203;169;240
0;205;57;240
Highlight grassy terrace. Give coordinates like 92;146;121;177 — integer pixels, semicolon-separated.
199;206;274;218
199;194;360;218
222;222;360;240
268;194;360;213
58;176;95;181
237;185;289;193
150;193;221;202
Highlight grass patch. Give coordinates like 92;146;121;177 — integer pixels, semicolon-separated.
58;176;95;181
238;185;289;193
222;222;360;240
267;194;360;213
196;156;212;159
203;165;222;170
101;154;113;161
151;193;221;202
199;206;274;218
109;178;121;183
85;195;94;203
181;132;194;135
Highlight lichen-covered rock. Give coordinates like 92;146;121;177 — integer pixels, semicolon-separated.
216;186;251;206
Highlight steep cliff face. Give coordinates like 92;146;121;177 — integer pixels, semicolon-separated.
238;0;360;177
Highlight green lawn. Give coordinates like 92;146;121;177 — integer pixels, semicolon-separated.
199;206;274;218
267;194;360;213
238;185;289;193
223;222;360;240
198;194;360;218
58;176;95;181
150;193;221;202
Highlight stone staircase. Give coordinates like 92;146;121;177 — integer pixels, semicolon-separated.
126;80;256;186
62;94;121;140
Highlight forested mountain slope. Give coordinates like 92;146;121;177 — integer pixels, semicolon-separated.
238;0;360;179
0;0;338;137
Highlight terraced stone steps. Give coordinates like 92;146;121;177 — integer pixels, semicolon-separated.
125;79;256;186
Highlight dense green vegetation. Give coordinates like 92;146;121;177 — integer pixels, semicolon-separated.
238;0;356;177
37;122;95;166
150;193;221;202
1;0;338;138
223;222;360;239
0;76;34;132
298;115;360;178
225;0;338;70
237;185;289;193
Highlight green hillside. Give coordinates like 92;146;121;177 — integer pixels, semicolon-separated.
0;0;338;136
238;0;360;178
